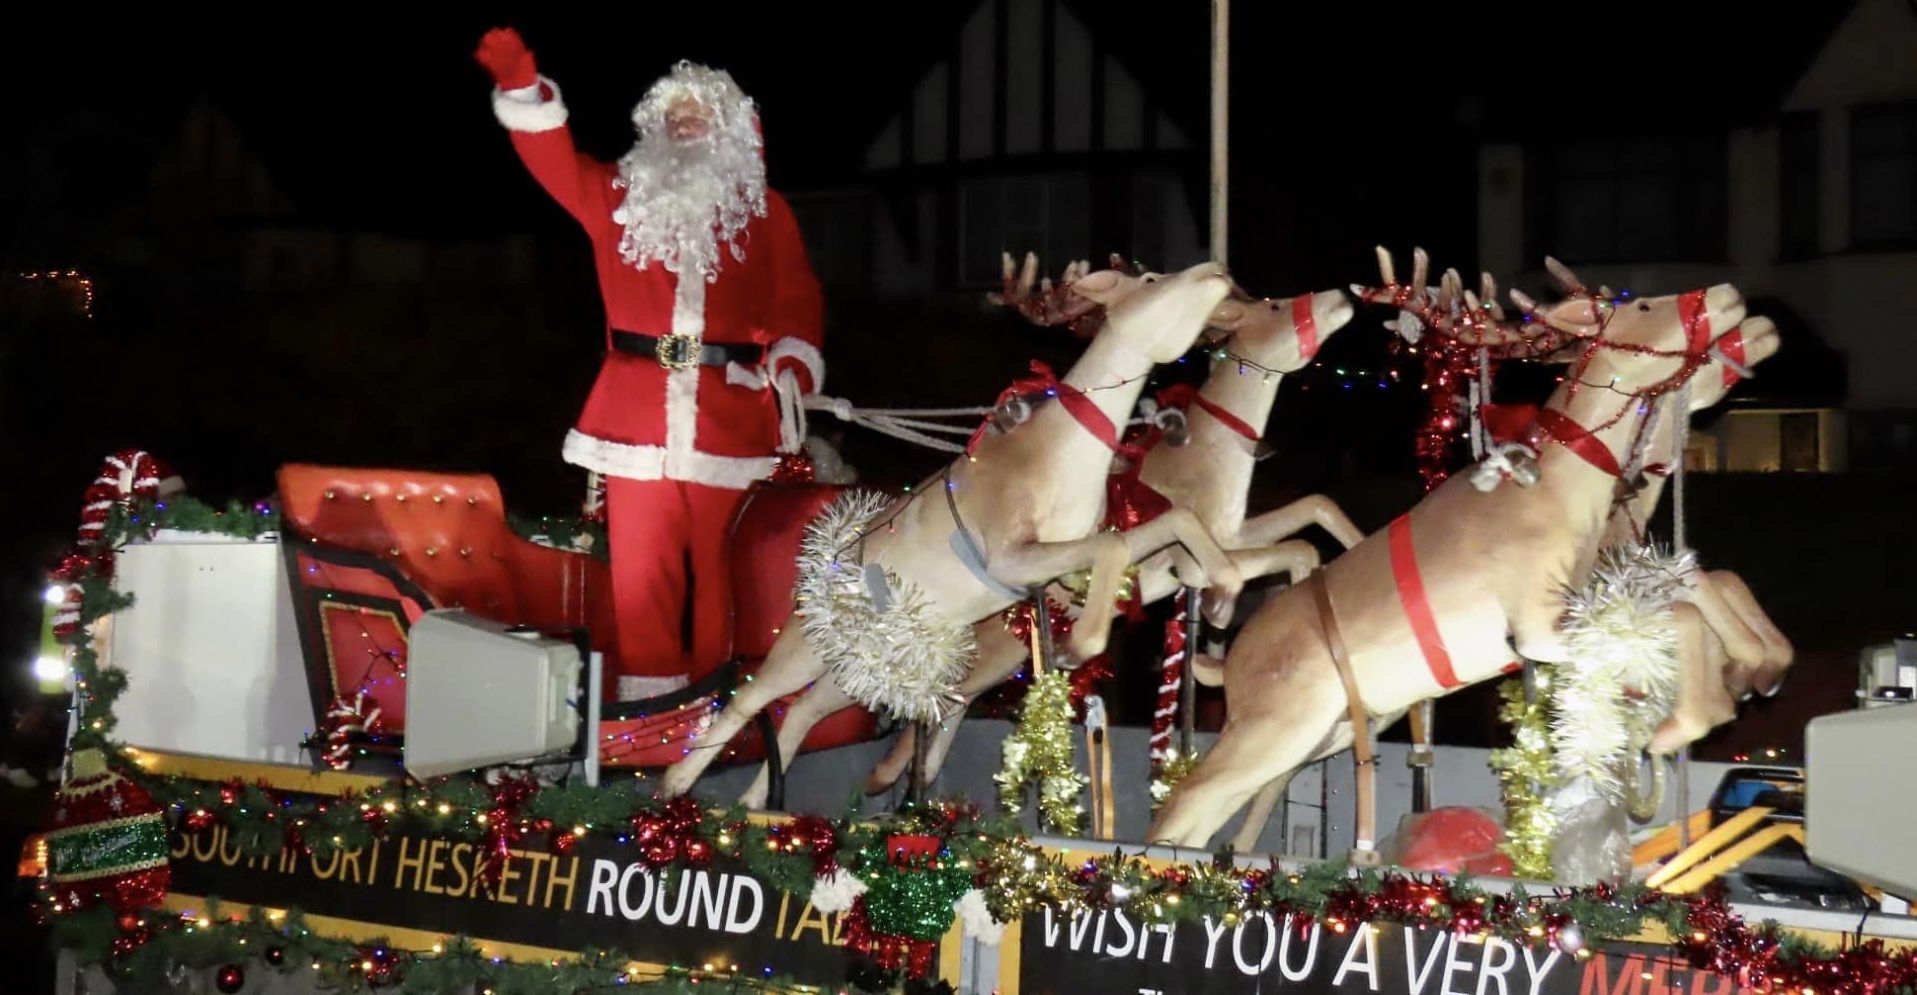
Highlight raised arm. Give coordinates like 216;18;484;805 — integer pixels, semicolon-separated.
475;27;614;227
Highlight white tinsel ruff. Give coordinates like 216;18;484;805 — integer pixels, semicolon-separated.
953;888;1005;945
1552;545;1696;799
807;868;867;914
794;491;973;723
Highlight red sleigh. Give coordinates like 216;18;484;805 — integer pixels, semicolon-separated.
274;464;878;793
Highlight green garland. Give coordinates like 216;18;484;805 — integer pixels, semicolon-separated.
50;902;822;995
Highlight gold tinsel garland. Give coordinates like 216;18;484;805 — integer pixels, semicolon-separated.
995;670;1085;834
1149;749;1202;810
1487;674;1557;879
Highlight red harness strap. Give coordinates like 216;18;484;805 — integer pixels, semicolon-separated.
1716;327;1747;388
1532;408;1623;479
967;361;1120;456
1157;383;1261;443
1293;295;1321;361
1387;515;1463;690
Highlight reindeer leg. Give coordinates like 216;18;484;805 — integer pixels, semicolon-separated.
1149;652;1347;848
990;508;1242;658
1225;540;1321;587
1649;602;1736;754
660;629;826;798
866;619;1033;794
1683;574;1773;701
1226;772;1297;854
1237;494;1366;550
1701;570;1793;695
742;678;856;809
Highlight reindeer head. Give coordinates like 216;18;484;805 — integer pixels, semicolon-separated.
1088;261;1235;364
1513;259;1748;398
992;251;1233;364
1359;248;1747;399
1206;288;1354;374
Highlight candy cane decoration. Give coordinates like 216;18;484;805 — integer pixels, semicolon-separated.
50;451;184;636
1149;600;1189;774
320;693;383;770
76;450;182;547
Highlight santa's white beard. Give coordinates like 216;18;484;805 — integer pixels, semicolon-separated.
612;134;766;280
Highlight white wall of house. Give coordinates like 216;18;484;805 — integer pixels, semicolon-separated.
1479;0;1917;414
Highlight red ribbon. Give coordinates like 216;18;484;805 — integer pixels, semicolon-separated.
1479;403;1539;447
968;361;1118;456
1156;383;1262;443
1676;288;1715;356
1717;327;1746;388
1293;295;1320;360
1387;516;1462;690
1533;408;1623;479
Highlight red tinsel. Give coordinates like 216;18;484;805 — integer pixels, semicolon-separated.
769;452;817;485
843;898;938;978
473;773;540;892
630;797;713;869
1409;338;1482;492
770;814;840;875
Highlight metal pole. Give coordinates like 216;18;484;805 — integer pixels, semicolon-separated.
1209;0;1230;265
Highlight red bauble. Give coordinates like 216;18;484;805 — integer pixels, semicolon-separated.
1387;807;1505;875
215;964;245;993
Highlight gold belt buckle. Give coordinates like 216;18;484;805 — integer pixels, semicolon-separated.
655;333;701;370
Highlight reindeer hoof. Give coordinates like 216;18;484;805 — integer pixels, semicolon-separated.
1202;589;1238;629
1760;678;1785;698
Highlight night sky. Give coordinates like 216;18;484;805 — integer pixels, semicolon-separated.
0;4;1872;747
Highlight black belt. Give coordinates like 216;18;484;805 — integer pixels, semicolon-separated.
611;329;763;368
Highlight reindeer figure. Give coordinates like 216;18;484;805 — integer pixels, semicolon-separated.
1147;248;1777;851
662;260;1247;799
1600;317;1794;760
842;255;1365;802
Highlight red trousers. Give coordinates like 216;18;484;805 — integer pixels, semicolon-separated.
606;478;747;692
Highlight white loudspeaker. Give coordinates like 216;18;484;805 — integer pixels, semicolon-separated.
1806;703;1917;898
403;610;582;779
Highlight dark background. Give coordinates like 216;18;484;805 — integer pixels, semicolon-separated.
4;2;1911;945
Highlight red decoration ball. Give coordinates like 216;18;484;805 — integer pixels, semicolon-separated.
216;963;245;993
264;946;285;966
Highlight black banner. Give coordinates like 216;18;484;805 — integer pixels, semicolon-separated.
168;824;882;984
1017;909;1755;995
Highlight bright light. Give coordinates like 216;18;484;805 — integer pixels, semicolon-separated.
32;656;67;682
44;585;67;605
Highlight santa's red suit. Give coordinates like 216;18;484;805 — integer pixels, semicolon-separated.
478;30;824;699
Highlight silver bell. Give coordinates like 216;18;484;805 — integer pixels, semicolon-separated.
993;396;1033;433
1154;407;1190;447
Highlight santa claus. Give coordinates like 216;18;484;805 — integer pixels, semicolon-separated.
476;28;825;700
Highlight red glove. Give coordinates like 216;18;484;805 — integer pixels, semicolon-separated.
474;27;538;90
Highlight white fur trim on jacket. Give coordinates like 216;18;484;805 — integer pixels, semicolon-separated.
563;430;777;490
492;75;569;133
766;337;826;394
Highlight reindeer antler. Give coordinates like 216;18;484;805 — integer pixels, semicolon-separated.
987;251;1107;338
1355;246;1582;360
